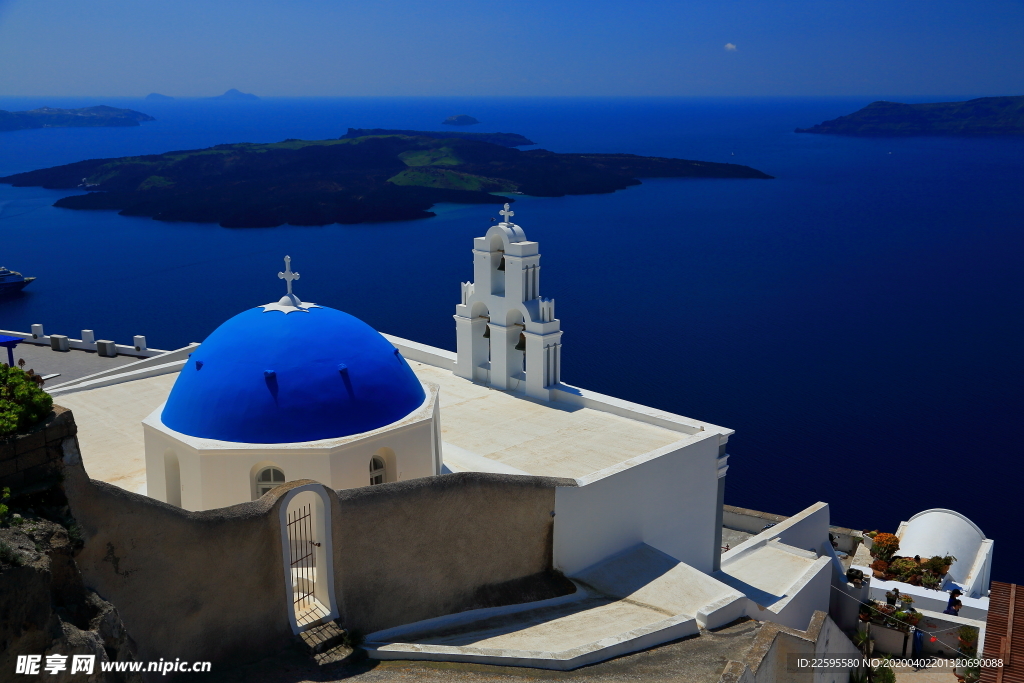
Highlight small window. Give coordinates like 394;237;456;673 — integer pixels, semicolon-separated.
369;456;386;486
256;466;285;497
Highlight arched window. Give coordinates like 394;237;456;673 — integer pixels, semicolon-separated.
369;456;386;486
256;466;286;497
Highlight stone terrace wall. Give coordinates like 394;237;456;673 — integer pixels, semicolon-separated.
0;406;76;491
332;472;577;635
61;436;293;668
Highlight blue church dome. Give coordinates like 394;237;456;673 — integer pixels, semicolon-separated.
161;304;426;444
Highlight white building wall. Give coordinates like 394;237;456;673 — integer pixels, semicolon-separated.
553;432;720;575
328;420;437;489
143;384;440;511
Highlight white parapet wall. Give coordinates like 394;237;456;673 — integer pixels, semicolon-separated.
553;432;722;576
47;344;200;396
715;503;835;630
852;570;989;621
0;328;169;359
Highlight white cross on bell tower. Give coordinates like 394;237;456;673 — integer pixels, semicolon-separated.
499;203;514;225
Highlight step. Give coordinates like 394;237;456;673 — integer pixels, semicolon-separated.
298;621;346;655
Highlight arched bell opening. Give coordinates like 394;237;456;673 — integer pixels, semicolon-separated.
469;301;491;381
505;309;526;384
489;233;505;296
279;484;338;633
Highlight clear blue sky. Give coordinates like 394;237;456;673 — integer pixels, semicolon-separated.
1;0;1021;98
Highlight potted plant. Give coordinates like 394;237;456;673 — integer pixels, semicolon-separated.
847;567;865;588
899;593;915;610
870;533;900;563
924;554;956;577
885;589;899;605
873;603;894;624
871;559;889;579
922;572;941;589
859;602;873;622
893;610;911;631
958;625;978;656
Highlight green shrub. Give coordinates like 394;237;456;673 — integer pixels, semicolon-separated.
873;657;896;683
889;557;922;581
924;555;956;575
0;540;23;566
0;365;53;437
958;625;978;644
0;486;9;525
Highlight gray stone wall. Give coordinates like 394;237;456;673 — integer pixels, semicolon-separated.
332;472;576;635
62;436;294;668
0;406;76;491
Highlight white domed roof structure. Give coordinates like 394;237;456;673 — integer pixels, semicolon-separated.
144;257;441;511
897;508;993;598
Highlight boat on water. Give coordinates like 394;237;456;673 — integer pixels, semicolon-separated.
0;266;35;295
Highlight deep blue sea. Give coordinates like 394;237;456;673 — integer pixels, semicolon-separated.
1;97;1021;581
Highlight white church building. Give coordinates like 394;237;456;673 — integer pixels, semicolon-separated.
42;205;912;669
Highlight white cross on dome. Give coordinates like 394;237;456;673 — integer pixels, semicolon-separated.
261;255;320;313
279;255;300;296
499;204;514;225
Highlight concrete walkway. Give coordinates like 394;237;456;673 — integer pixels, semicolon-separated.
365;545;745;670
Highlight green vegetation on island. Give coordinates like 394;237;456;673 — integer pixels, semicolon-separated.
0;105;155;133
340;128;534;147
795;96;1024;136
0;131;772;228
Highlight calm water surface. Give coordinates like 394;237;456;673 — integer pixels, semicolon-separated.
1;97;1021;580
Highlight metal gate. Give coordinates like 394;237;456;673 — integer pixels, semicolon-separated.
286;503;328;628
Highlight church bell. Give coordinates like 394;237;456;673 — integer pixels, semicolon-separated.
514;333;526;351
482;325;490;338
497;256;505;271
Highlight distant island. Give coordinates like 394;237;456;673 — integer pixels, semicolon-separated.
208;89;260;101
340;128;534;147
443;114;479;126
0;131;772;228
796;96;1024;137
145;93;174;101
0;105;155;132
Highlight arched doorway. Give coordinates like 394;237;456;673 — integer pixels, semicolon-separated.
279;484;339;633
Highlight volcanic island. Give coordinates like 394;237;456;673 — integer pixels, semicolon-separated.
0;128;773;228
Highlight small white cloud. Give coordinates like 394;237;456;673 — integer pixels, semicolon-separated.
724;43;737;51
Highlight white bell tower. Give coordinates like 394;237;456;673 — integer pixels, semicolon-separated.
454;204;563;400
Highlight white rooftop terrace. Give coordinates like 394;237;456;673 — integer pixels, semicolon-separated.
44;336;730;493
